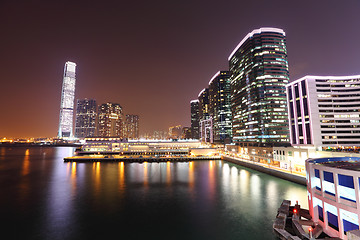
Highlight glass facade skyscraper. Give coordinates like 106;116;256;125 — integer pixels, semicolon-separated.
229;27;289;146
190;100;200;139
198;88;212;142
75;99;97;138
58;61;76;138
209;71;232;143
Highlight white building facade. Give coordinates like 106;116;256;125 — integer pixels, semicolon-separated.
286;75;360;150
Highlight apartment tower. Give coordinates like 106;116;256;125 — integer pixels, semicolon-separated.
75;99;97;138
124;114;139;139
97;102;123;137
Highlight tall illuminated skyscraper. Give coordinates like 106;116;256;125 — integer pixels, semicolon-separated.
198;88;212;143
190;100;200;139
208;71;232;143
229;27;289;146
58;61;76;138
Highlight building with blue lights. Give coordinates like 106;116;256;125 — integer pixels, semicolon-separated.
306;157;360;238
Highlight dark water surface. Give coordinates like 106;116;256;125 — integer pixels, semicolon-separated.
0;147;307;240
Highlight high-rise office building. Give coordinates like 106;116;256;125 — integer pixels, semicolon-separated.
287;75;360;149
198;88;212;143
190;100;200;139
209;71;232;143
75;99;97;138
229;27;290;146
58;61;76;138
97;102;123;137
124;114;139;139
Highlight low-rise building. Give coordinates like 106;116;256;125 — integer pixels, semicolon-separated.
79;137;203;156
306;157;360;239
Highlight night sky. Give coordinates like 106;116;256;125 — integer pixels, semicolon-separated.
1;0;360;138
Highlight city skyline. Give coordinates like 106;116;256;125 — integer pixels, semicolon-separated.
1;0;360;138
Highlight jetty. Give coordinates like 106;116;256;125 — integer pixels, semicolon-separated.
64;155;221;162
273;200;340;240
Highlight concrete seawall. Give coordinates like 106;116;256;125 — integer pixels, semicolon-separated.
222;156;306;186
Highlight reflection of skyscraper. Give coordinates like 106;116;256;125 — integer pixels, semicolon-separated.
124;114;139;139
97;103;123;137
58;61;76;138
75;99;97;138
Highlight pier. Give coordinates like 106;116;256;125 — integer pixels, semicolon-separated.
64;155;221;162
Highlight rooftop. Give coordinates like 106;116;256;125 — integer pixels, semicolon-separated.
307;157;360;171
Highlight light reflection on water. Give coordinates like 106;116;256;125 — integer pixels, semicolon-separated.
118;162;125;193
22;149;30;176
0;147;308;240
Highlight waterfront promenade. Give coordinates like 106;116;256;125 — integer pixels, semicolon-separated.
222;154;306;186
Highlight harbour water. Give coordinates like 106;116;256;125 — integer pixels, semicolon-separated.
0;147;308;239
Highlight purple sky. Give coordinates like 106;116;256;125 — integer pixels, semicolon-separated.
1;0;360;138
